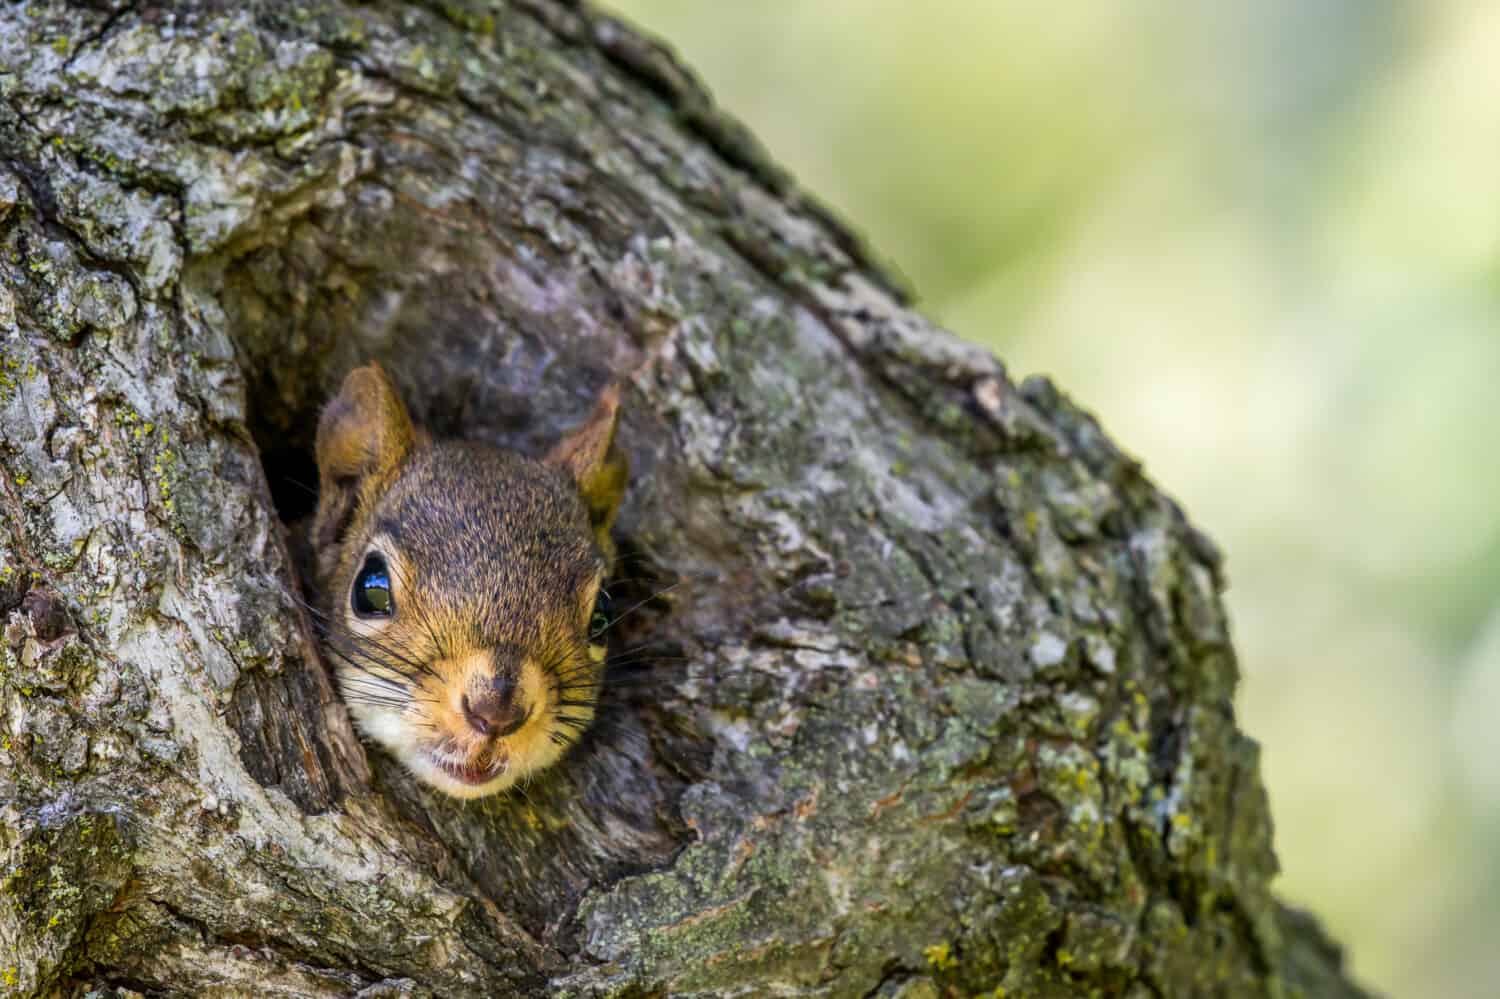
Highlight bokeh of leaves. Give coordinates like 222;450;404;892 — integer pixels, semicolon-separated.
606;2;1500;996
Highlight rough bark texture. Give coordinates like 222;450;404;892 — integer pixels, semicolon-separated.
0;3;1370;997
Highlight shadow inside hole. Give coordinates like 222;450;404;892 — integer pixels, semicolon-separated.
247;396;326;601
259;442;322;525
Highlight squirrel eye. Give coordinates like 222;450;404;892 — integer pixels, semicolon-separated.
352;553;394;618
588;590;611;643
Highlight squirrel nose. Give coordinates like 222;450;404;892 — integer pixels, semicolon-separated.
462;676;527;739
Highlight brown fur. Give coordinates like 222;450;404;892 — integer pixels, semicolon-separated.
311;362;626;798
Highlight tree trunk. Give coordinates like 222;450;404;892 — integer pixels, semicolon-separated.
0;3;1370;997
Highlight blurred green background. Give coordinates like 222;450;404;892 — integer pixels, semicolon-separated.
605;2;1500;995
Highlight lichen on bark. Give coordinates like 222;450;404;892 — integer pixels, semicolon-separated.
0;2;1370;997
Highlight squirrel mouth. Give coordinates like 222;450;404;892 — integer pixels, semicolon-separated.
430;750;503;786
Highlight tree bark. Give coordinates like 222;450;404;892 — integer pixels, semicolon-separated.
0;2;1370;997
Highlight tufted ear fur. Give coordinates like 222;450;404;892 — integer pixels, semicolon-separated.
313;362;417;553
545;383;627;543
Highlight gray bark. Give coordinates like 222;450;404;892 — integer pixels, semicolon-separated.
0;2;1370;997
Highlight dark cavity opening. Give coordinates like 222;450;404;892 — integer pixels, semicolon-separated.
259;441;322;524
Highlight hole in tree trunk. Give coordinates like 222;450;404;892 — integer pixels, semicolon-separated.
204;144;699;945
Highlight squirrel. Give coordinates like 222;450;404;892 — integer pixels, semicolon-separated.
308;362;626;798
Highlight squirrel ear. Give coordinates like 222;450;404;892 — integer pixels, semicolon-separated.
313;362;416;552
546;383;627;539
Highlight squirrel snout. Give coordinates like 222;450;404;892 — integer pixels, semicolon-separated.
462;676;528;739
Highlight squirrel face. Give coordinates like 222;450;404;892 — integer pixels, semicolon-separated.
310;364;626;798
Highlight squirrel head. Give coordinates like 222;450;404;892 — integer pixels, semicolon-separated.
311;363;626;798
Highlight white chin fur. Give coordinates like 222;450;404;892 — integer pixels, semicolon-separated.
405;755;518;799
349;702;569;799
